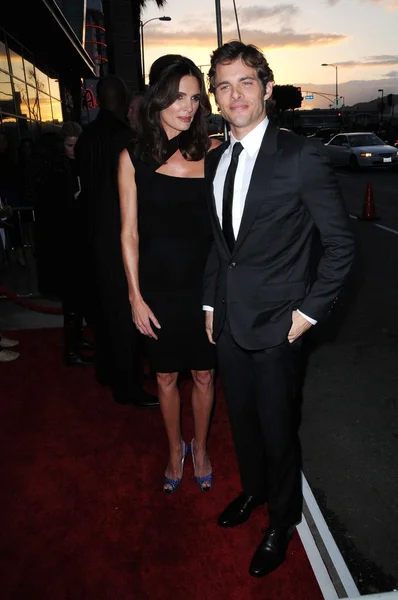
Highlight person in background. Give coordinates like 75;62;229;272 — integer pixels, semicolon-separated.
119;55;220;493
75;76;158;409
59;121;93;366
127;91;146;132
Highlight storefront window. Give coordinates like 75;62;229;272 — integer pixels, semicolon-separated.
0;40;10;73
0;70;15;115
12;78;29;119
9;48;25;82
35;68;50;96
50;98;63;123
26;84;41;121
49;74;60;100
38;91;53;122
23;59;37;89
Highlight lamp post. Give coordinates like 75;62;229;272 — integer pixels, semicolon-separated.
140;16;171;86
322;63;338;109
378;88;384;122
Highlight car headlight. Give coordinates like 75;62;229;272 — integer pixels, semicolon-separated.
360;153;373;157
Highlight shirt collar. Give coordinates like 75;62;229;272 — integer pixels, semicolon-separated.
229;117;269;158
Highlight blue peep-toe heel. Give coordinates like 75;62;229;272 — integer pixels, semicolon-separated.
191;438;213;492
163;441;189;494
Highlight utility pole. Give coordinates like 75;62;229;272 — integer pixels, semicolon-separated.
215;0;223;47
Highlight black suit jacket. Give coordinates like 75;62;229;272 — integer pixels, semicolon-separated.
203;122;355;350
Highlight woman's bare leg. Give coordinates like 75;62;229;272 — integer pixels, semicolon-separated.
156;372;184;489
191;369;215;483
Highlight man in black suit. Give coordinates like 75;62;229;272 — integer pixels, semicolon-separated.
203;42;354;577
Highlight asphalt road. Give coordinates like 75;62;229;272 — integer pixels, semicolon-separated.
301;165;398;595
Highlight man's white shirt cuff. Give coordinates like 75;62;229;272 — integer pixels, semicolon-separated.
297;310;317;325
202;307;316;324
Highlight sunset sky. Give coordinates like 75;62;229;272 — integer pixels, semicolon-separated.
142;0;398;108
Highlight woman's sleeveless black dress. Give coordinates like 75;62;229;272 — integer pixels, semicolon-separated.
128;147;216;373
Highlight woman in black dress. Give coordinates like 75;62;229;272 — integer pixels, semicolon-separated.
119;55;220;493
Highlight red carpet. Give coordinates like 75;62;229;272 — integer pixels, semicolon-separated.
0;328;323;600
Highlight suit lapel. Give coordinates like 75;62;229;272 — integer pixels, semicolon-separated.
233;123;281;256
206;141;231;258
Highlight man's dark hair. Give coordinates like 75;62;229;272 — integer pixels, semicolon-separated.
135;55;211;164
96;75;128;112
208;41;274;95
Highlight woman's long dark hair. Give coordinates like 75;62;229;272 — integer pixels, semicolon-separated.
135;55;212;164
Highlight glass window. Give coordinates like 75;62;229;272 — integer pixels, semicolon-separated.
329;136;343;146
0;69;15;115
12;78;29;119
23;59;37;89
9;48;25;82
0;115;20;151
26;84;41;121
0;39;10;73
38;91;53;122
35;68;50;96
49;74;61;100
50;98;63;123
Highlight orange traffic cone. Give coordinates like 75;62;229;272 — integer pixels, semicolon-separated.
359;181;379;220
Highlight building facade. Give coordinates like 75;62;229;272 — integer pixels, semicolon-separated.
1;1;95;150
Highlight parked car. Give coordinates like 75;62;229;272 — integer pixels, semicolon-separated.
307;127;339;143
324;132;398;168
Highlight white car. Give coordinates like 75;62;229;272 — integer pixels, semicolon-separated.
324;132;398;168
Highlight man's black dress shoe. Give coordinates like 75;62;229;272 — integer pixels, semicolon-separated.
113;387;159;409
249;525;295;577
218;492;266;528
65;352;94;367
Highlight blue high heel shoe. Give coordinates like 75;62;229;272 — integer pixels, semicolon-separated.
190;438;213;492
163;441;189;494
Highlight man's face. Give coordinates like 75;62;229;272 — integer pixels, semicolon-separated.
214;58;273;139
63;136;79;159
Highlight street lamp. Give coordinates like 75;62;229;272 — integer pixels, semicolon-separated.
141;16;172;86
322;63;338;109
378;88;384;123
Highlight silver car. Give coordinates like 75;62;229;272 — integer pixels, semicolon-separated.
324;132;398;168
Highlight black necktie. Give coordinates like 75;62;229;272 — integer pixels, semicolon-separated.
222;142;243;252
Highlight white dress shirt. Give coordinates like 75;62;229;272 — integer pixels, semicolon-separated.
204;117;316;326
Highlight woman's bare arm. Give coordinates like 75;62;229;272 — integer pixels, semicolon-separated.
119;149;160;338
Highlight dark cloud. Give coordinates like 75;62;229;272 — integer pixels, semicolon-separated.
145;27;347;49
384;70;398;77
336;55;398;67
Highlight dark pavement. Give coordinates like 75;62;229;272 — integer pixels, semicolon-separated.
301;166;398;595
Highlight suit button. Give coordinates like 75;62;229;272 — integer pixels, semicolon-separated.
230;262;236;268
222;299;226;304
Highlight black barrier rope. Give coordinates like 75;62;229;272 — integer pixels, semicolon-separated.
0;285;63;315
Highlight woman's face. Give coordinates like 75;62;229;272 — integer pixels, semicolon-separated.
160;75;201;139
63;136;79;159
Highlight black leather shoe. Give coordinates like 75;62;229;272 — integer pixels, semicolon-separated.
113;387;159;409
218;492;266;528
65;352;94;367
80;338;95;351
249;525;295;577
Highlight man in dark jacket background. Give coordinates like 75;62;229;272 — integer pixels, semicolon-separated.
76;75;158;408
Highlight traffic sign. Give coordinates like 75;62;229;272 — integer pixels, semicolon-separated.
304;94;314;100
